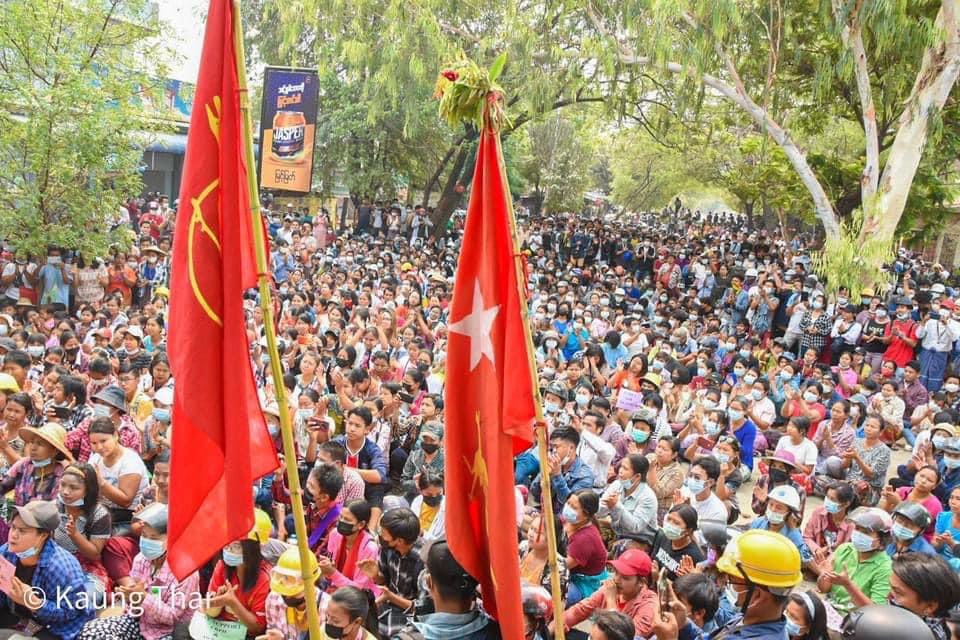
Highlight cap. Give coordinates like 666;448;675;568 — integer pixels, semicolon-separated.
932;283;946;294
745;268;758;277
0;338;17;352
0;373;20;393
761;450;798;470
125;325;144;341
421;422;444;440
13;500;60;532
134;502;168;534
93;386;128;413
608;549;652;577
847;507;893;533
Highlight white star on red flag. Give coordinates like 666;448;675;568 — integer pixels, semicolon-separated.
448;279;499;371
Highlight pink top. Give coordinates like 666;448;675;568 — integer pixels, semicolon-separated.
127;555;201;640
895;487;942;541
325;528;382;595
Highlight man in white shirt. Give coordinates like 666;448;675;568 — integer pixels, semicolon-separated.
683;457;729;524
578;411;616;489
917;308;959;392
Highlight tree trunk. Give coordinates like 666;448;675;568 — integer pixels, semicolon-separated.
744;200;755;230
429;144;472;234
857;0;960;246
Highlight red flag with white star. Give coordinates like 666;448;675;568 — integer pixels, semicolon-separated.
444;114;536;636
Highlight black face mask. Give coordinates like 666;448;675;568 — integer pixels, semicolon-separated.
324;623;347;639
768;467;789;484
336;520;356;536
336;358;350;368
402;382;414;393
422;495;442;507
421;443;439;455
416;362;429;372
282;595;305;608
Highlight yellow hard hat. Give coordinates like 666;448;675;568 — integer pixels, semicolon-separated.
715;529;801;592
155;286;170;299
270;546;320;596
0;373;19;394
248;508;273;543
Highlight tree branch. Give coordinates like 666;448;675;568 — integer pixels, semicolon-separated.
585;2;841;239
833;0;880;200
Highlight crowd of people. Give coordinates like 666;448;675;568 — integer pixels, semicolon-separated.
0;195;959;640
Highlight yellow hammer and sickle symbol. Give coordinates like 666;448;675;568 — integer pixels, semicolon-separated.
464;411;489;499
186;96;224;327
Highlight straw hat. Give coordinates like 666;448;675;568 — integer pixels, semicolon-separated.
18;423;73;462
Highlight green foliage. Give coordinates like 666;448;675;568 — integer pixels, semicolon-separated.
434;56;508;131
0;0;169;257
812;210;893;301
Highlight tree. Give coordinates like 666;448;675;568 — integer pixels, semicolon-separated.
0;0;169;257
585;0;960;291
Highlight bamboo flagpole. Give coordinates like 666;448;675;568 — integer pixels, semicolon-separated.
231;2;322;638
493;110;566;640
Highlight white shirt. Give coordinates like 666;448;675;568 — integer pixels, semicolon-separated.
577;429;616;488
693;491;728;523
774;437;818;469
917;318;958;352
89;448;149;510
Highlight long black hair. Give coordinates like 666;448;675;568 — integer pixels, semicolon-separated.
787;592;829;640
330;586;380;639
62;463;101;520
225;538;263;593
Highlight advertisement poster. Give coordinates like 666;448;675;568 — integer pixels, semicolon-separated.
258;67;319;194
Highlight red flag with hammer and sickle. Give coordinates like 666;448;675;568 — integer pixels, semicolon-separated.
444;115;537;636
166;0;278;579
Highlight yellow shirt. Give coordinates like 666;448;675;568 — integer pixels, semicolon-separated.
419;502;440;532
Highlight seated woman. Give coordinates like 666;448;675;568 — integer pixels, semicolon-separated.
0;500;93;640
562;489;607;606
878;465;942;542
78;504;200;640
752;450;807;517
839;414;891;506
803;482;857;576
319;499;380;595
323;586;379;640
65;386;140;464
749;484;813;567
678;408;727;461
203;531;272;637
784;591;830;640
520;513;568;594
650;504;705;581
817;507;892;631
713;436;748;506
889;552;960;640
933;485;960;569
0;423;72;518
87;417;149;581
886;502;937;557
598;454;658;541
774;417;818;493
54;463;112;604
409;471;445;543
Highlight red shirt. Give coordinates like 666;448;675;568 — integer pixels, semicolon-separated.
884;318;918;367
206;559;271;628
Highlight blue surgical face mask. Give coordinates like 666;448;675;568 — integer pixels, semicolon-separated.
892;523;918;541
268;423;280;437
651;361;664;372
545;401;561;414
561;505;579;524
298;408;314;421
15;545;38;561
945;456;960;469
766;510;785;525
32;457;52;468
784;616;803;637
575;394;590;407
802;391;818;403
823;499;841;514
662;522;684;540
222;548;244;567
723;584;741;607
750;389;764;401
779;370;793;381
58;495;85;508
620;478;636;491
93;404;112;418
715;452;730;465
631;429;650;444
140;537;167;560
704;420;720;435
933;435;948;449
152;408;171;423
685;477;706;495
728;409;743;422
739;349;752;360
851;530;876;552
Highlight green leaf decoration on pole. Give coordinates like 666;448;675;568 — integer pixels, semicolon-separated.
434;54;510;132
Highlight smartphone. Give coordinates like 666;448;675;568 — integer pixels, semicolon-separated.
696;436;716;451
52;405;72;420
658;569;670;613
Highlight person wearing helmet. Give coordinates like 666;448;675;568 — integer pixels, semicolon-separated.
934;437;960;506
749;484;813;566
840;604;935;640
887;501;937;557
713;529;802;639
817;508;893;629
521;585;552;640
559;549;657;638
80;503;202;640
265;546;328;640
889;552;960;640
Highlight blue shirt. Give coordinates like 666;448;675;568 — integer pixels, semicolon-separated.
749;519;813;563
601;342;629;369
731;419;757;470
714;617;788;639
886;534;937;558
0;539;93;640
333;436;388;483
531;457;595;514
